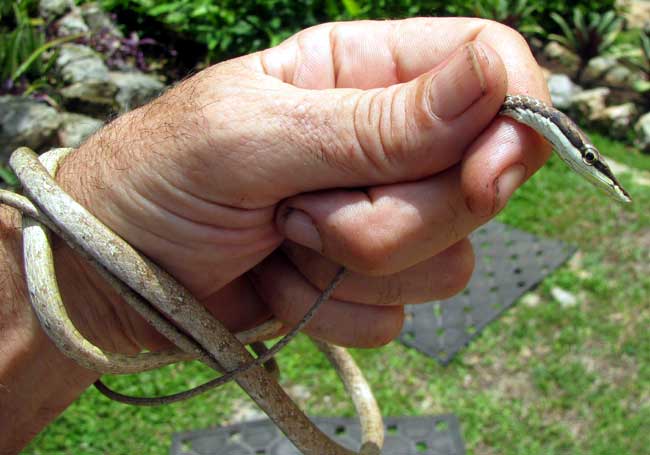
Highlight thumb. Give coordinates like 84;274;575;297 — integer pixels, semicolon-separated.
274;40;507;194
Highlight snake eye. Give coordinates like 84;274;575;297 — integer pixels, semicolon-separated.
583;149;597;165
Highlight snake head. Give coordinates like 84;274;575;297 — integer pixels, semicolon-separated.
577;143;631;204
499;95;632;204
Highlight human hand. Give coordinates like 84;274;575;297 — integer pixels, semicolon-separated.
55;17;550;353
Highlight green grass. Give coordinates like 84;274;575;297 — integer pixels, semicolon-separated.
25;135;650;454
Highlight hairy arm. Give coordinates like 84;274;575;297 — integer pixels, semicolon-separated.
0;17;549;453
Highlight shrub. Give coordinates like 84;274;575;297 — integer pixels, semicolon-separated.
548;8;623;83
614;28;650;106
93;0;618;66
462;0;543;36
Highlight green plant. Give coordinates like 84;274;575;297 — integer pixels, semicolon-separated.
0;0;79;95
613;28;650;105
0;165;19;188
549;8;623;83
87;0;622;69
468;0;543;36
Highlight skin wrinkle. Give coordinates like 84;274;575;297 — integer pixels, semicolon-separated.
295;28;325;88
135;163;276;235
387;84;403;167
335;96;381;181
111;191;193;251
403;79;422;155
152;169;275;228
358;88;392;176
387;22;401;83
329;25;341;88
372;88;392;173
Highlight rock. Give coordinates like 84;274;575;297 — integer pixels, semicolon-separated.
551;287;578;308
543;42;579;76
60;81;117;117
227;400;266;423
56;45;117;116
521;293;541;308
39;0;74;20
604;65;638;89
547;73;583;110
528;37;544;54
286;384;311;403
592;103;639;139
80;2;123;37
619;0;650;29
634;112;650;154
57;113;104;147
55;8;89;36
0;96;61;162
57;44;110;84
567;87;611;124
583;57;617;83
583;56;635;89
109;71;164;112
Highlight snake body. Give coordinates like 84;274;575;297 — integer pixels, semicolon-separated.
0;95;632;455
83;94;632;405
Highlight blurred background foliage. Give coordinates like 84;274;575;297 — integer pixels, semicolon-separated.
0;0;626;93
94;0;618;63
8;1;650;453
1;0;52;92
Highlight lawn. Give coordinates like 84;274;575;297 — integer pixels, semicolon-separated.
25;132;650;454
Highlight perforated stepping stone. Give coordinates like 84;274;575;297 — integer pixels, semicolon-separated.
171;415;464;455
400;221;575;365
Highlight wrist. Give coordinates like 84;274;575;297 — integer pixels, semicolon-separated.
0;206;99;453
53;113;203;278
51;144;178;353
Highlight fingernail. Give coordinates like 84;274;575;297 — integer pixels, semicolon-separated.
495;164;526;211
281;209;322;252
428;42;487;120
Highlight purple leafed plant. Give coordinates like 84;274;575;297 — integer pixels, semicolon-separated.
79;29;163;72
1;78;31;97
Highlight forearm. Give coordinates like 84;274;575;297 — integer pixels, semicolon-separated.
0;207;99;454
0;134;179;453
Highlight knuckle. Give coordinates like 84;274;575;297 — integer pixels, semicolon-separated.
432;239;475;299
343;228;400;276
361;307;404;347
484;19;529;49
348;247;393;276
